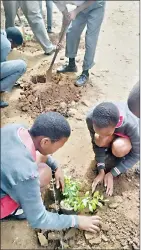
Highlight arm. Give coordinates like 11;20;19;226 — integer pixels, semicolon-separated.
13;178;78;230
86;110;106;172
111;125;140;177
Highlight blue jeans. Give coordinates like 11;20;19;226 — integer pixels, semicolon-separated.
0;60;27;92
39;0;53;29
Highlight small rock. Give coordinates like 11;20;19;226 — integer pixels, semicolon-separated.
101;234;108;242
75;114;83;121
101;223;110;232
48;232;62;241
89;236;101;245
60;102;67;109
114;196;123;203
69;239;75;247
64;228;78;240
84;232;94;240
81;100;90;107
116;235;121;240
109;203;119;209
70;100;76;108
67;108;77;117
37;232;48;247
135;183;139;188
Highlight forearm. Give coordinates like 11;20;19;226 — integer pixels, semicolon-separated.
14;179;79;230
110;152;139;177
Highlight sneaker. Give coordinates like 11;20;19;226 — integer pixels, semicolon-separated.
75;73;89;87
57;63;77;73
2;208;26;221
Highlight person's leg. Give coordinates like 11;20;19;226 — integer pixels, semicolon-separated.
20;0;55;54
57;12;87;73
46;0;53;33
76;3;105;87
39;0;43;15
111;137;132;158
2;0;19;28
0;60;27;92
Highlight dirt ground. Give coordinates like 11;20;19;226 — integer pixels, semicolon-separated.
1;1;139;250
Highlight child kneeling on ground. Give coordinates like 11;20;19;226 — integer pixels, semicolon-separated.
86;102;140;196
1;111;101;233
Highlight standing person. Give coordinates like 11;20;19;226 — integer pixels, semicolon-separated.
39;0;53;33
2;0;55;55
0;27;27;108
54;1;105;87
1;111;101;233
86;102;139;196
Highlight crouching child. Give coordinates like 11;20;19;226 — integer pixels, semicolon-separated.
86;102;140;196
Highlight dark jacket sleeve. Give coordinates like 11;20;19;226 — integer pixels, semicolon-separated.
86;109;106;169
111;119;140;177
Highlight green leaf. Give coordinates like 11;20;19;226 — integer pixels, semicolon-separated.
100;195;104;200
89;204;93;212
97;201;103;208
93;191;100;198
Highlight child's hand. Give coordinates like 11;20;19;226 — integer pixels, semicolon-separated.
57;43;63;50
92;169;105;193
104;172;113;196
55;166;64;192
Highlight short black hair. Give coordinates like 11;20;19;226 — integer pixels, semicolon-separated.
92;102;119;128
128;82;140;118
6;27;23;46
29;111;71;141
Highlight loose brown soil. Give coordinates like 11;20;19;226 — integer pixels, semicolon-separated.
19;71;85;118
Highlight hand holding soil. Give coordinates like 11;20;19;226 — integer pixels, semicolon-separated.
92;169;105;194
104;172;114;196
78;215;102;233
55;166;65;192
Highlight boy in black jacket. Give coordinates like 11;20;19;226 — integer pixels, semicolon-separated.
86;101;139;196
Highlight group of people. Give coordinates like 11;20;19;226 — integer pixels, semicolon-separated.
0;0;105;107
1;0;140;239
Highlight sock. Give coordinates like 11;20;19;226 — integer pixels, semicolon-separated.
82;70;89;76
69;58;75;67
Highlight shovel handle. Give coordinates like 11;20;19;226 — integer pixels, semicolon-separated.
49;25;69;69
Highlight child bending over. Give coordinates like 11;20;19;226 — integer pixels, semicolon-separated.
86;102;139;196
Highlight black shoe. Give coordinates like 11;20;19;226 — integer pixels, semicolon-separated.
0;100;9;108
57;63;77;73
75;73;89;87
47;27;53;33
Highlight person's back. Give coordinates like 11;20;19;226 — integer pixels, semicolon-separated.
0;30;11;62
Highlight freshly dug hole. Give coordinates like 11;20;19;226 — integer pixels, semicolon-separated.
19;73;83;118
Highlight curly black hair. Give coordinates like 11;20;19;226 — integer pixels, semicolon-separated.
92;102;119;128
6;27;23;46
29;111;71;141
